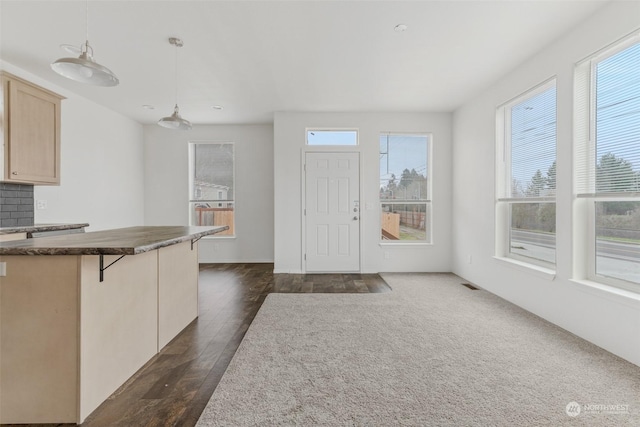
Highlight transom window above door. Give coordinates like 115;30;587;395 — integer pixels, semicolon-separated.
306;130;358;146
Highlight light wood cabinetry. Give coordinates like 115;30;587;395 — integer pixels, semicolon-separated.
0;241;199;423
0;226;224;424
0;233;26;242
0;72;64;185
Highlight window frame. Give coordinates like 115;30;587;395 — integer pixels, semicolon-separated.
379;132;433;245
495;77;558;269
188;141;236;238
575;31;640;291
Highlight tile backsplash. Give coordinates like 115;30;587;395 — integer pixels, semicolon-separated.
0;183;34;227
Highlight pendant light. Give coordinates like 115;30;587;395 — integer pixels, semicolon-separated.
50;0;119;87
158;37;192;131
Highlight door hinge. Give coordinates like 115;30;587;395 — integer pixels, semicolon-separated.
304;164;306;171
304;208;306;215
304;254;307;260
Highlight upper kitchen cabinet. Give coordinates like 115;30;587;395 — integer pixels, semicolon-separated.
0;72;64;185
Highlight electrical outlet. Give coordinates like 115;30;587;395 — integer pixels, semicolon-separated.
0;262;6;277
467;255;472;264
36;200;47;210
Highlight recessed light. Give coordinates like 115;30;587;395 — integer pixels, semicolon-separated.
142;104;155;110
212;105;224;110
394;24;408;32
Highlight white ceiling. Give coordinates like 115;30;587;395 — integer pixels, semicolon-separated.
0;0;609;125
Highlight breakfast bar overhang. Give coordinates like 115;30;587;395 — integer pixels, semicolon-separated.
0;225;227;424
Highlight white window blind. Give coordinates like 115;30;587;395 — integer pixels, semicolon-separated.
595;41;640;195
504;81;557;200
576;40;640;198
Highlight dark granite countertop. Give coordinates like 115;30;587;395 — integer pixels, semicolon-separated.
0;223;89;235
0;226;228;255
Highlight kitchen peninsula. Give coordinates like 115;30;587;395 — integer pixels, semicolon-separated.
0;225;227;424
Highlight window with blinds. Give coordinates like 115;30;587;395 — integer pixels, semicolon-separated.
575;34;640;287
188;142;235;237
496;79;557;266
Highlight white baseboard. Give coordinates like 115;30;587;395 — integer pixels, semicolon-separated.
198;259;274;264
272;269;303;274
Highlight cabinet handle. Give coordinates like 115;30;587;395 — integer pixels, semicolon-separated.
11;171;18;175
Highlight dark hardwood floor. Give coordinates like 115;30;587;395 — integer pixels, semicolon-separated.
16;263;389;427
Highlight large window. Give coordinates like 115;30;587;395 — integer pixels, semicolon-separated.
188;142;234;236
496;79;557;267
576;34;640;288
379;134;431;243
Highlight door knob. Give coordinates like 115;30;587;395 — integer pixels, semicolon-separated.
353;216;358;220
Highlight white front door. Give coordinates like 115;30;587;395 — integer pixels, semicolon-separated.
305;152;360;272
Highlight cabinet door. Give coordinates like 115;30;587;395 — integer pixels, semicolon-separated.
0;233;27;242
7;78;61;184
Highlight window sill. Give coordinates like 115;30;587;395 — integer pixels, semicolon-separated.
568;279;640;310
492;256;556;280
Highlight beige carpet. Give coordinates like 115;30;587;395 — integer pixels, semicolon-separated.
196;273;640;426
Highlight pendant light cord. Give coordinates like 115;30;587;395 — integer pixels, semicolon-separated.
83;0;92;56
85;0;89;43
175;42;179;107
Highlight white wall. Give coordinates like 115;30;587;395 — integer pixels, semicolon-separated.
0;61;145;231
143;124;274;263
274;112;452;274
452;1;640;366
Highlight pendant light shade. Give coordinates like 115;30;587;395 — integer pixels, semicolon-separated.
51;41;119;87
158;104;192;130
50;1;119;87
158;37;191;131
